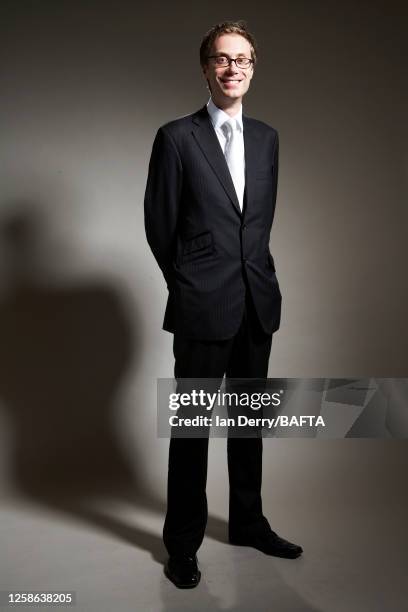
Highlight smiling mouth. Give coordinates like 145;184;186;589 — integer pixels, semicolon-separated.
220;79;242;84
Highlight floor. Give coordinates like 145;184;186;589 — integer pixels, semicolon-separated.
1;466;407;612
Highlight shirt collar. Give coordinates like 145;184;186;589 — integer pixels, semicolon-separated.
206;97;243;132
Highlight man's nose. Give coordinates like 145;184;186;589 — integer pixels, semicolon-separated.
225;60;239;73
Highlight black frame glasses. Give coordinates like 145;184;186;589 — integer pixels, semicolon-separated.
207;55;254;69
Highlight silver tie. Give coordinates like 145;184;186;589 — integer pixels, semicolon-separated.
222;119;245;211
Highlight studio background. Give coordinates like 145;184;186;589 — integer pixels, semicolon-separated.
0;2;407;610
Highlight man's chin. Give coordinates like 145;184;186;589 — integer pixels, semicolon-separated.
218;89;242;100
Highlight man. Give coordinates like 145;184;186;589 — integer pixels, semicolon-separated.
144;21;303;589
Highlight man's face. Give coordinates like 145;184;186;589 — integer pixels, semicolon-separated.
203;33;254;105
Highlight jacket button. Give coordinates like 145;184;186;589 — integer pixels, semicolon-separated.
242;224;247;230
243;257;248;263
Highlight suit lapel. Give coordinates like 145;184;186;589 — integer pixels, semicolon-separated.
192;106;241;216
242;114;261;219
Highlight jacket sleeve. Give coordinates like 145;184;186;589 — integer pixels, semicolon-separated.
144;127;183;289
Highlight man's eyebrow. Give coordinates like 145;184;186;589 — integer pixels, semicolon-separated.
214;52;249;57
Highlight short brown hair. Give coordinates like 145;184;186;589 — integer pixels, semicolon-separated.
199;20;258;68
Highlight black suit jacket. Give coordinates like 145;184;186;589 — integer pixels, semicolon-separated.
144;104;281;340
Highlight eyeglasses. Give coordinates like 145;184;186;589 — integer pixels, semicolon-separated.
207;55;254;69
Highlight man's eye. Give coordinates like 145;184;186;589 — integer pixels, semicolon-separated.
215;56;227;64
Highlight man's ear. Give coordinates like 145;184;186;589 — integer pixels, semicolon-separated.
202;66;211;92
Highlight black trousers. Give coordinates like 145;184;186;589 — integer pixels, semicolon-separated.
163;289;273;556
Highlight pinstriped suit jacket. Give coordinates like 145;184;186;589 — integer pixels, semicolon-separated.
144;105;281;340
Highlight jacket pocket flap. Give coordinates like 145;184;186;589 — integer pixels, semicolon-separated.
183;231;213;254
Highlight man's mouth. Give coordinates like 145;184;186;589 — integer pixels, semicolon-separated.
220;78;242;87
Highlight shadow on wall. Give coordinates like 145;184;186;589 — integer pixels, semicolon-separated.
0;202;166;561
0;205;326;609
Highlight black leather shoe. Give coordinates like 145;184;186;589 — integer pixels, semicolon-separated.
229;529;303;558
164;555;201;588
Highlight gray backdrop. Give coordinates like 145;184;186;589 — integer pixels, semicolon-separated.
0;1;407;514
